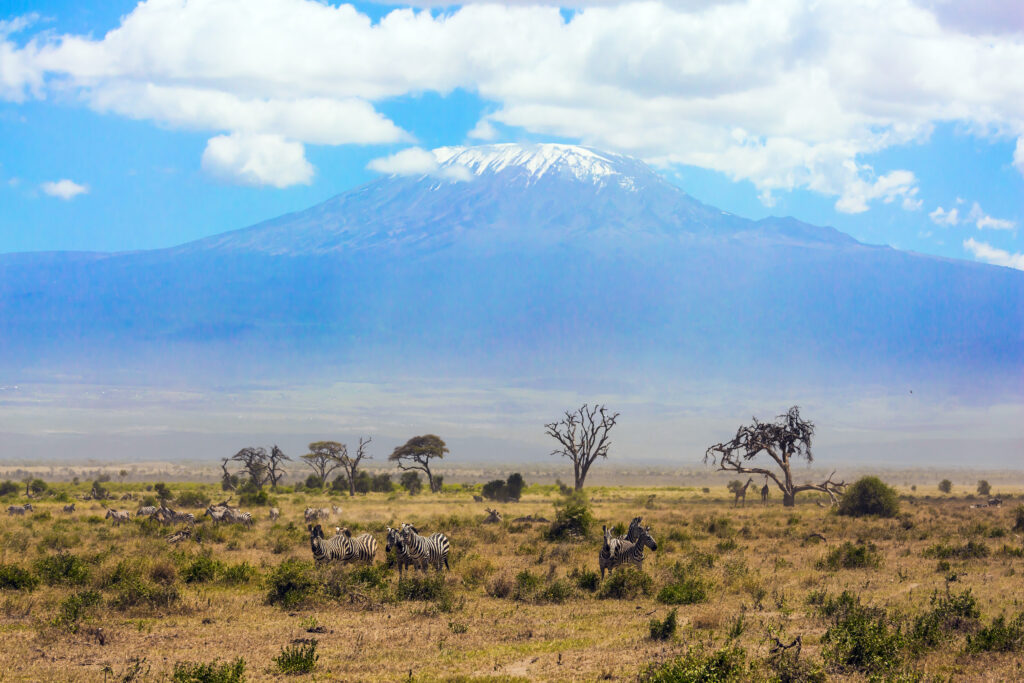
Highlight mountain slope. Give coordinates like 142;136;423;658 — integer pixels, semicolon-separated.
0;143;1020;396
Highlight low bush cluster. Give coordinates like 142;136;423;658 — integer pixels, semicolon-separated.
817;541;882;570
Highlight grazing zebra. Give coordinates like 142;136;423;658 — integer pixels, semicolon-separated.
63;503;76;513
137;505;157;517
269;507;280;521
224;509;253;527
105;509;131;526
204;506;227;524
166;528;192;544
385;527;416;577
342;528;378;563
400;523;451;572
308;523;353;564
600;524;657;579
332;505;343;516
153;506;195;526
7;504;33;516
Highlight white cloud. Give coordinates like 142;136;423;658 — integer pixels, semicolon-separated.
968;202;1015;230
963;237;1024;270
467;119;498;141
929;206;960;226
1015;138;1024;177
40;179;88;200
3;0;1024;202
201;133;313;188
367;147;472;181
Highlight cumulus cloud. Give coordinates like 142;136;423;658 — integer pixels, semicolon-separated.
929;206;960;226
201;133;313;188
967;202;1015;230
467;119;498;141
40;179;88;200
3;0;1024;200
367;147;472;181
1015;138;1024;177
963;237;1024;270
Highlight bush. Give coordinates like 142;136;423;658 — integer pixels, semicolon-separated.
90;480;109;500
910;588;980;652
396;575;450;602
0;563;38;591
545;490;594;540
924;540;990;560
1014;505;1024;533
938;479;952;494
598;567;652;599
817;541;882;570
28;479;48;495
183;554;223;584
172;658;246;683
109;576;180;611
176;490;211;508
482;473;527;502
371;473;394;493
977;480;991;496
154;482;174;503
0;481;19;497
837;477;900;518
238;488;271;507
274;640;318;675
352;470;372;494
54;590;102;632
639;645;748;682
649;609;677;641
658;576;709;605
34;553;91;586
221;562;259;585
966;613;1024;653
400;472;422;495
569;567;599;592
266;558;318;608
821;591;905;675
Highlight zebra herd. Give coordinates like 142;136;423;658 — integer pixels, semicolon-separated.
306;522;451;576
599;516;658;579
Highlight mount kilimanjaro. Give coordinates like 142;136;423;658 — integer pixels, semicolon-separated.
1;143;1021;398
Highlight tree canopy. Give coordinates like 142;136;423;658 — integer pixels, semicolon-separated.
389;435;448;493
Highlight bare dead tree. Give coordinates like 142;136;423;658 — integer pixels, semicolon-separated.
339;437;372;497
705;406;845;507
230;447;270;489
219;458;236;491
266;445;291;488
303;441;346;488
545;404;619;491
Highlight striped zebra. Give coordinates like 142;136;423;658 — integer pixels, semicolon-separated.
204;506;227;524
106;509;131;526
342;528;378;564
400;523;451;572
7;503;33;516
224;509;253;527
63;503;76;513
385;526;416;577
308;523;353;564
304;507;330;523
153;506;195;526
599;523;657;579
137;505;157;517
269;507;280;521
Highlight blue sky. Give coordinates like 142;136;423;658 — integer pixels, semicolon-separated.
1;0;1022;267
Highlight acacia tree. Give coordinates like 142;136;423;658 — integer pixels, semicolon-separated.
303;441;346;489
230;447;270;489
266;445;291;488
545;404;619;491
389;435;448;493
338;437;372;497
705;406;845;507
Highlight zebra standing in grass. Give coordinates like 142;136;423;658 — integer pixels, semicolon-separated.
225;509;253;527
269;507;280;521
600;523;657;579
385;527;416;577
63;503;76;513
400;523;450;572
308;523;353;564
342;528;378;564
106;509;130;526
204;506;227;524
7;504;33;516
137;505;157;517
304;507;329;524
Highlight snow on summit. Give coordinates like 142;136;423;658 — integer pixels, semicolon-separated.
433;143;641;189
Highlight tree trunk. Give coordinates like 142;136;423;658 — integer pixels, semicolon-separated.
426;467;436;493
783;491;795;507
348;476;355;497
782;459;795;507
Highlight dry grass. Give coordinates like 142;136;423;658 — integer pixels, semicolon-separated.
0;481;1022;681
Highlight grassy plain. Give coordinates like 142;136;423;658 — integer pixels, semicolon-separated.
0;480;1022;681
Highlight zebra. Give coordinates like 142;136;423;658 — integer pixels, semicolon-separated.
204;506;228;524
400;523;450;572
137;505;158;517
7;503;33;516
304;507;329;523
385;526;416;577
599;524;657;579
63;503;76;513
269;507;280;521
106;509;131;526
308;523;353;564
224;509;253;527
153;506;195;526
342;528;378;564
332;505;343;516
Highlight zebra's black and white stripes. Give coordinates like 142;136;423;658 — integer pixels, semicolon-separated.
386;526;416;576
308;523;354;564
7;504;33;516
600;521;657;578
400;523;450;572
342;528;378;563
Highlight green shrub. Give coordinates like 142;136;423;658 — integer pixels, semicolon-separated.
172;658;246;683
396;574;449;602
938;479;952;494
649;609;677;641
838;477;900;518
658;576;709;605
513;570;542;601
545;490;594;540
274;640;318;675
639;645;748;682
910;588;980;652
109;574;180;611
1013;505;1024;533
0;481;19;496
817;541;882;570
34;553;91;586
266;558;318;608
0;563;38;591
176;490;211;508
821;591;905;675
598;567;652;599
238;488;271;507
569;567;599;592
220;562;259;585
54;590;102;632
924;540;989;560
183;554;223;584
977;480;991;496
966;613;1024;653
538;579;573;604
370;473;394;493
400;472;422;495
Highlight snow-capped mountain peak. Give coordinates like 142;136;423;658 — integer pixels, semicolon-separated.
433;143;644;189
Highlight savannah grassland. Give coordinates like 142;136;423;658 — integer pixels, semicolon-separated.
0;480;1023;682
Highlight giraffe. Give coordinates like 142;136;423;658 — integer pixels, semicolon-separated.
733;477;754;507
761;478;770;505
